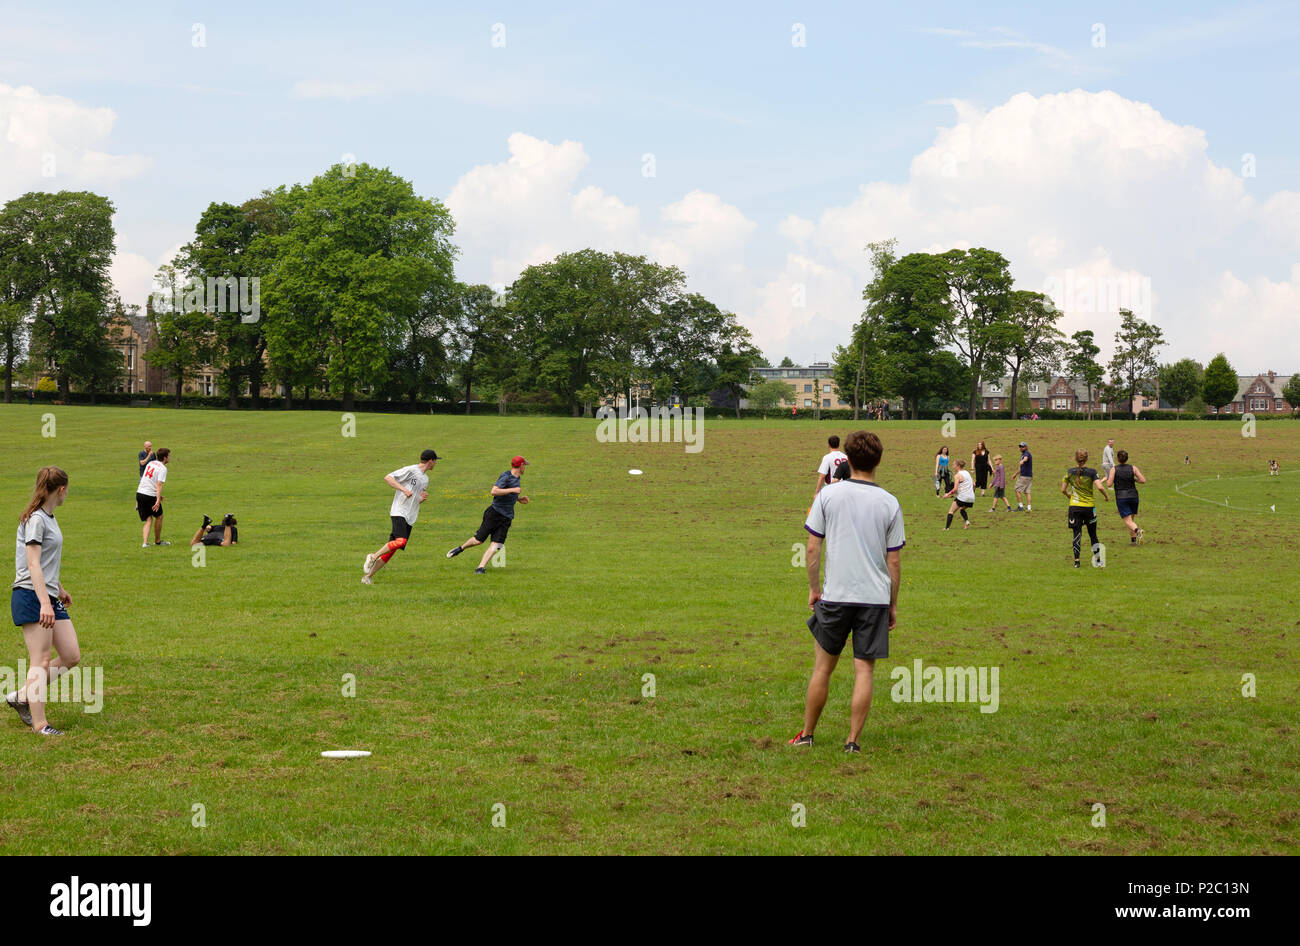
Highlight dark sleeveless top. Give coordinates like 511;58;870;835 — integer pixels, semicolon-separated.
973;449;991;473
1112;464;1138;500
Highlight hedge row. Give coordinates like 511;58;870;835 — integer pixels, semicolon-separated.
7;390;1294;421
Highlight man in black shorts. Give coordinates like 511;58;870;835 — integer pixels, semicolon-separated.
190;514;238;547
791;431;905;753
446;456;530;574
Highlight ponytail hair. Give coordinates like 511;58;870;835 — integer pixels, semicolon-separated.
1075;449;1088;467
20;466;68;524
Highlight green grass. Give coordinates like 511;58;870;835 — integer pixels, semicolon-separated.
0;405;1297;854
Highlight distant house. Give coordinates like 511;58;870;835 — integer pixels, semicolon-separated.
979;376;1106;413
746;362;902;412
1221;371;1294;414
106;309;166;394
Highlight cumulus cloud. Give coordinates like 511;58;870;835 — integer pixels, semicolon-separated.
766;89;1300;369
405;91;1300;370
0;83;150;201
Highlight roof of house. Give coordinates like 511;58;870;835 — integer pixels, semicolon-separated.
1234;374;1293;402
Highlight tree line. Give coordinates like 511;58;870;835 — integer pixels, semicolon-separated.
815;239;1293;419
0;163;760;414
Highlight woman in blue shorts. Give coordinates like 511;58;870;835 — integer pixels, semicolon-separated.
1106;449;1147;544
7;467;80;735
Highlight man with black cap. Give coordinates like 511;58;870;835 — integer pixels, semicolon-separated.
361;449;439;585
446;455;530;574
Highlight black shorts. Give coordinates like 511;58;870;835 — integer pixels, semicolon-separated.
993;487;1005;498
136;492;161;521
807;601;889;661
389;516;413;545
1067;506;1098;530
200;525;238;546
474;507;513;545
955;499;973;508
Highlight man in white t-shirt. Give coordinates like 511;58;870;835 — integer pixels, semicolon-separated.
135;447;172;548
362;449;439;584
814;435;848;495
790;430;904;754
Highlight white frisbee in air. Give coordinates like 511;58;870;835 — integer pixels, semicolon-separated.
628;469;643;475
321;750;371;759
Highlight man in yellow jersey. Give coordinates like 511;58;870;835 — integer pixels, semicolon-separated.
1060;449;1109;569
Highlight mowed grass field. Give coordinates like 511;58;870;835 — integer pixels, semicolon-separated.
0;404;1297;855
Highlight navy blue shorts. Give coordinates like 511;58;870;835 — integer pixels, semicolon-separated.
1117;497;1139;518
11;588;69;626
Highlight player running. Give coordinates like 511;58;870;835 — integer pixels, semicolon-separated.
446;456;531;574
1061;449;1109;568
7;467;81;735
1105;449;1147;544
943;458;975;529
136;448;171;548
361;450;439;585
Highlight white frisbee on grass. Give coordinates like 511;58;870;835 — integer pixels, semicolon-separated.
321;750;371;759
628;469;643;475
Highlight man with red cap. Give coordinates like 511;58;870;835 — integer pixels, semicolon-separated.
446;456;531;574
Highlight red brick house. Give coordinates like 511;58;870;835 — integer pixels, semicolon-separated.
1222;372;1294;414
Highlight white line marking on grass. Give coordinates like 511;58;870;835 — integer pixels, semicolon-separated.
1172;469;1296;514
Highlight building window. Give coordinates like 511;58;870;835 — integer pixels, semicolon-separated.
1028;383;1039;394
803;398;812;407
822;398;830;408
803;383;812;393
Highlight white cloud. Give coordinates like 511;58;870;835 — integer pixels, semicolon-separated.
442;98;1300;370
771;89;1300;369
0;83;150;201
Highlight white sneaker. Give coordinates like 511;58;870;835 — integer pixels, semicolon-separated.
364;553;375;575
142;543;150;548
361;575;372;585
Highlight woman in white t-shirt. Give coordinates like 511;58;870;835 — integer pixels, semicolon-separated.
943;459;976;530
6;466;80;735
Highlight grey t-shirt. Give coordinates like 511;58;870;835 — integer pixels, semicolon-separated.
804;479;905;606
14;509;62;598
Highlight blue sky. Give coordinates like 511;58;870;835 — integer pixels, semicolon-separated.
3;0;1299;370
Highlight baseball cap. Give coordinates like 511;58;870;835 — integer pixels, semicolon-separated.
512;455;529;467
421;449;440;461
1018;442;1027;448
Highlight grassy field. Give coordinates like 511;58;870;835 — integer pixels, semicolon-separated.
0;404;1297;854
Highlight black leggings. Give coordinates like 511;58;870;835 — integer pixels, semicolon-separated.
1072;520;1099;562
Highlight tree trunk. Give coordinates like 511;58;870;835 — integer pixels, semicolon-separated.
968;370;980;420
1009;367;1020;420
59;375;70;401
342;389;355;413
464;374;473;415
4;360;12;403
174;376;183;408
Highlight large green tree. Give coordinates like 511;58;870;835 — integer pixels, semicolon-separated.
507;249;686;415
1067;329;1105;418
1202;353;1238;412
1158;358;1203;415
936;247;1015;418
1107;309;1166;414
146;263;216;406
262;163;458;411
712;321;762;419
1282;375;1300;414
994;290;1063;420
872;252;954;419
4;191;119;400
